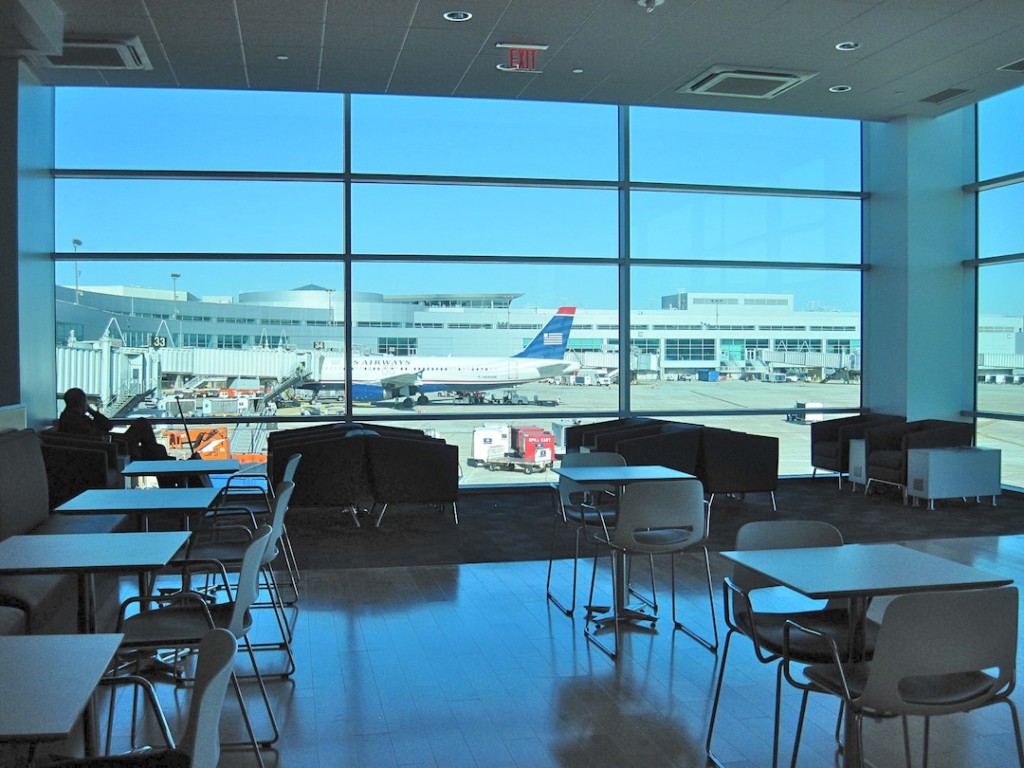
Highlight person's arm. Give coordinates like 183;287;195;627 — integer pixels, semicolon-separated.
87;407;115;433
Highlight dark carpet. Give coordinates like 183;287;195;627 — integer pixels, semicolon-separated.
285;478;1024;570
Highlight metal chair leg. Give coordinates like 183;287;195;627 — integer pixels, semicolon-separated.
670;548;718;652
705;628;736;767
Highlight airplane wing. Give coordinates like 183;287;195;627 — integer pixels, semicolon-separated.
379;371;423;388
536;362;574;377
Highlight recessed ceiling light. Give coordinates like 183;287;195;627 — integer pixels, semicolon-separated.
276;54;289;61
443;10;472;22
829;84;852;93
835;41;860;51
572;68;584;74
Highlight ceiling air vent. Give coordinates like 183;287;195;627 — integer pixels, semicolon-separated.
31;34;151;70
919;87;970;105
678;66;816;99
998;57;1024;73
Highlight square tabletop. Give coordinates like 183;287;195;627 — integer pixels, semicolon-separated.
720;542;1013;600
0;633;123;740
0;531;190;573
54;486;221;516
121;458;241;477
553;465;695;484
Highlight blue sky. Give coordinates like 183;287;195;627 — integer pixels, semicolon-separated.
52;86;1024;315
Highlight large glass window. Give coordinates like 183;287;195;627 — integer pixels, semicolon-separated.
53;88;862;485
351;95;618;180
351;184;617;257
631;191;860;263
976;84;1024;489
978;184;1024;258
978;86;1024;181
55;88;345;172
56;180;345;254
630;107;861;190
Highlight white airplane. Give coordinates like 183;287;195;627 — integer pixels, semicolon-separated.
314;307;577;404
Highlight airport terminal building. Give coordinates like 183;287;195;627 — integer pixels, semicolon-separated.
54;284;1023;402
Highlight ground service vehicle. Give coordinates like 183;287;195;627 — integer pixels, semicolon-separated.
469;423;555;474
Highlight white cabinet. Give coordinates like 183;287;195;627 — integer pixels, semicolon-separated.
906;447;1001;509
847;439;868;490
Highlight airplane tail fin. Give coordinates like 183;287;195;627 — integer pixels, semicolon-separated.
514;307;576;360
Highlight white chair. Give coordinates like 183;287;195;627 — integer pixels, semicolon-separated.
114;526;279;766
208;452;303;601
181;481;297;677
584;478;717;659
786;586;1024;768
546;451;625;616
55;628;238;768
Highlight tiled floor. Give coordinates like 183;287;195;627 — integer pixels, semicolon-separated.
17;535;1024;767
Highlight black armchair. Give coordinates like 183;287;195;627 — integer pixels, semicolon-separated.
563;417;656;453
38;430;125;508
613;423;702;475
810;413;905;488
863;418;974;499
366;435;460;527
590;422;667;452
697;428;779;513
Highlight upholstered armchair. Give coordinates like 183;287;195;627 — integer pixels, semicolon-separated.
810;413;905;487
365;435;460;527
270;430;374;515
613;423;703;476
696;428;779;512
590;422;667;452
863;418;974;498
38;430;125;508
563;417;656;453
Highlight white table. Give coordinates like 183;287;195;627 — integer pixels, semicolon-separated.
906;446;1001;509
0;531;191;632
55;486;222;531
0;634;123;744
720;542;1012;766
122;458;241;479
552;465;696;626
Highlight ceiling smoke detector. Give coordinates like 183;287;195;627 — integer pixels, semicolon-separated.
637;0;665;12
678;65;817;99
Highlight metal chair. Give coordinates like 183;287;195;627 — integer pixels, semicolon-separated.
113;526;278;766
178;482;297;678
545;451;625;616
786;586;1024;768
207;452;302;600
706;520;878;768
584;478;717;659
54;628;238;768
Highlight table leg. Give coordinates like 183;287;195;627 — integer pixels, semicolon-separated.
590;551;653;626
841;595;869;767
77;573;101;756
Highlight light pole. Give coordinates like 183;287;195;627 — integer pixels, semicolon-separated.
72;238;83;304
171;273;181;347
326;288;335;325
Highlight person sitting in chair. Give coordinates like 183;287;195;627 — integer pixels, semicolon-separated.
58;387;172;461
